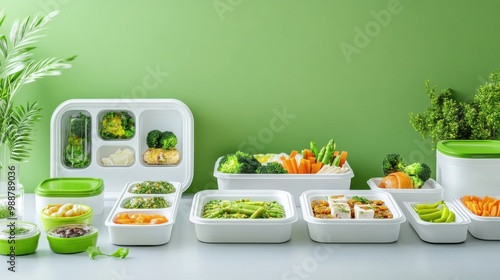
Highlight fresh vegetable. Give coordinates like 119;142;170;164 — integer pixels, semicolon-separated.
403;163;432;189
88;246;129;260
352;196;370;204
382;153;406;176
114;213;168;224
378;171;413;189
256;162;288;174
123;197;171;209
130;181;176;194
410;69;500;148
100;111;135;139
159;131;178;150
461;195;500;217
412;201;455;223
64;113;91;168
217;150;262;174
202;199;286;219
146;129;162;148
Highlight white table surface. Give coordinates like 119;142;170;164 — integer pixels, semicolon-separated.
2;194;499;280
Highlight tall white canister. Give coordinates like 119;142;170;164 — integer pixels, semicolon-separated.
436;140;500;201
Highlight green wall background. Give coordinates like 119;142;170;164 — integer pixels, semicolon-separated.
3;0;500;193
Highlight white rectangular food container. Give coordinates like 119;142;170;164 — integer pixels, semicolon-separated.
300;190;405;243
436;140;500;201
367;178;444;207
454;196;500;240
214;157;354;205
50;99;194;197
402;201;470;244
105;181;182;245
189;189;297;243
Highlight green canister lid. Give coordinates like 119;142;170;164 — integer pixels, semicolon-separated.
437;140;500;158
35;177;104;197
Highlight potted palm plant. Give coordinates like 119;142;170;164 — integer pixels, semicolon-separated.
0;10;75;219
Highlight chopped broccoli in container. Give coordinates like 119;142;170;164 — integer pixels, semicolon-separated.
217;151;262;174
100;111;135;139
382;153;406;176
256;162;288;174
404;162;432;189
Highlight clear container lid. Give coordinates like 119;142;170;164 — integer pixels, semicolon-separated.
35;177;104;197
0;221;40;240
437;140;500;158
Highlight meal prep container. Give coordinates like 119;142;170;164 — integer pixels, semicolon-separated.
35;177;104;215
300;190;405;243
46;224;98;254
105;181;183;245
454;195;500;240
214;157;354;204
189;189;297;243
0;222;40;256
367;178;444;207
39;204;93;231
436;140;500;200
402;201;470;244
50;99;194;197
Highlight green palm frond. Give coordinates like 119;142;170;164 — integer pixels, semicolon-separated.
6;102;42;162
0;10;75;162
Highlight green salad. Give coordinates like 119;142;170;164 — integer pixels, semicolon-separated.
130;181;175;194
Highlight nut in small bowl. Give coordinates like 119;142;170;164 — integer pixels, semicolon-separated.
402;201;470;244
40;203;93;231
46;224;98;254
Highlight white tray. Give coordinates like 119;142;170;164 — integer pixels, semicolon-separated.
50;99;194;196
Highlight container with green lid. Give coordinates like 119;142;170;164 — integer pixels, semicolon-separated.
35;177;104;215
436;140;500;200
0;221;40;256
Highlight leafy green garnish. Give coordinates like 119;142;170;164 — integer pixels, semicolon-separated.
352;196;370;204
88;246;129;260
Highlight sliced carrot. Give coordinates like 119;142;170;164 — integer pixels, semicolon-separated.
305;159;311;173
338;151;348;167
298;159;306;174
308;157;316;164
311;162;323;174
491;205;498;217
290;157;299;174
289;150;299;158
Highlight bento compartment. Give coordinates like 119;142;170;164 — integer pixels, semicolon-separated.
126;181;178;195
61;111;91;169
119;196;173;210
111;210;171;225
97;145;135;167
139;110;183;167
98;110;136;140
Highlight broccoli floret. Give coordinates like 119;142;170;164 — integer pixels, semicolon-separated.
256;162;288;174
217;151;262;174
100;111;135;139
146;129;162;148
404;162;432;188
382;153;406;176
159;131;178;150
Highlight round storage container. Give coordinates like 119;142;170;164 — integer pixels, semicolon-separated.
0;221;40;256
35;177;104;215
436;140;500;200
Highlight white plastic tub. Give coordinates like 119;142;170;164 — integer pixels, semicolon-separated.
50;99;194;197
300;190;405;243
402;201;470;244
189;189;297;243
454;195;500;240
214;157;353;205
105;181;182;245
436;140;500;201
367;178;444;207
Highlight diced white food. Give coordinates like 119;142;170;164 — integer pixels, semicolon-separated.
330;202;351;219
354;204;375;219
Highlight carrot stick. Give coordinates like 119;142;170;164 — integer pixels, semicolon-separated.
305;159;311;173
299;159;306;174
290;157;299;174
311;162;323;174
289;150;299;158
308;157;316;164
339;151;348;167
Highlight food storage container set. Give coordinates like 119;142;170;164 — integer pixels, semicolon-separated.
5;98;500;256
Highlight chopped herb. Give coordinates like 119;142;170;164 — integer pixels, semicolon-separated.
352;196;370;204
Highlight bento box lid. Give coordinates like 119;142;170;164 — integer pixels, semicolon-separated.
35;177;104;197
50;99;194;194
